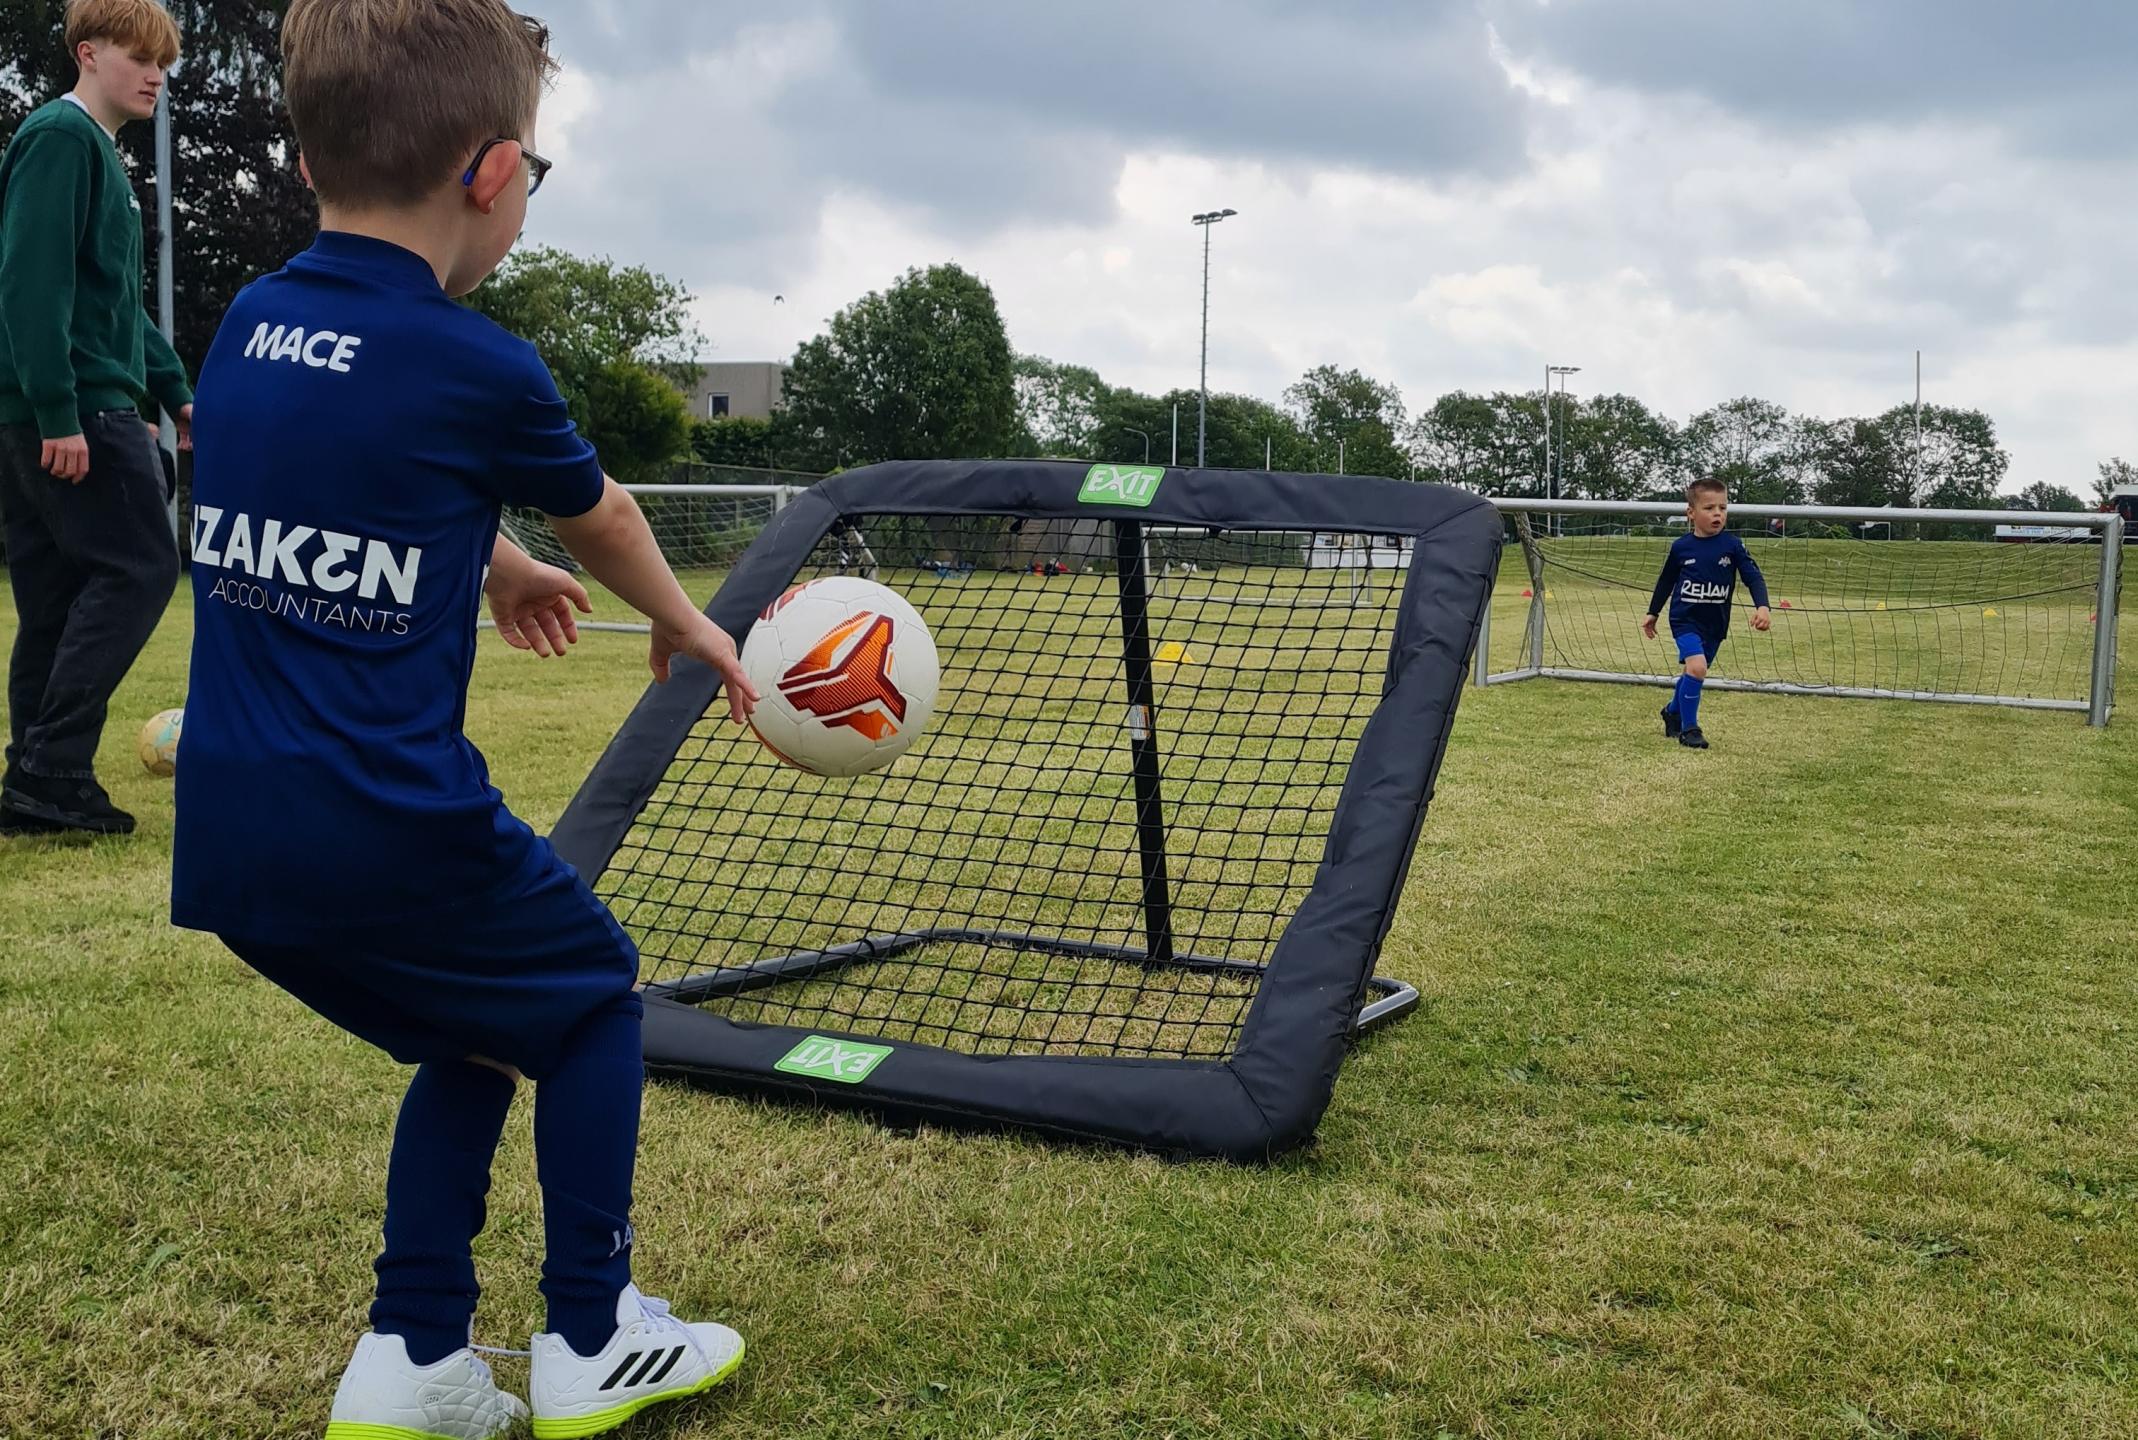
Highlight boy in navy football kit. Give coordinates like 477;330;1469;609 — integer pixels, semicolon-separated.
1642;477;1770;749
170;3;758;1435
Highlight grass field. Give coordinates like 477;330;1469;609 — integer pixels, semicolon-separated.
3;565;2136;1438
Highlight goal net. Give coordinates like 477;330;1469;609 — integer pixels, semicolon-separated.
497;470;818;629
1484;500;2122;725
549;460;1501;1159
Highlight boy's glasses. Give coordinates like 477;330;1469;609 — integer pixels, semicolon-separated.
463;138;554;198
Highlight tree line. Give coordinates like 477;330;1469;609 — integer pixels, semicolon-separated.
2;4;2124;510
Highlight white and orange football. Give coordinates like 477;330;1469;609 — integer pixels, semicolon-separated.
740;577;940;777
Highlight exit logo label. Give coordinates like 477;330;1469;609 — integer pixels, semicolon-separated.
1079;464;1164;507
775;1035;894;1084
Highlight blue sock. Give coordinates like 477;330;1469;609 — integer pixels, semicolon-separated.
535;994;644;1357
372;1061;515;1366
1678;673;1703;732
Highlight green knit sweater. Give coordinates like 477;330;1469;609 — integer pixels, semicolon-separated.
0;97;192;439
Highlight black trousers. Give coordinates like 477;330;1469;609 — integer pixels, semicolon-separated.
0;412;178;779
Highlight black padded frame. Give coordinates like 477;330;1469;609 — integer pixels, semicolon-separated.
550;459;1500;1160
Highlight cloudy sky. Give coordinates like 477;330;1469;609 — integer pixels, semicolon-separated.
521;0;2137;493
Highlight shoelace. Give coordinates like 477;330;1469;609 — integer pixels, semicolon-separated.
467;1293;706;1374
632;1293;713;1376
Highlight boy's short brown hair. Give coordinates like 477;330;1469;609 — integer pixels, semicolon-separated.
1686;475;1728;503
65;0;181;68
281;0;554;208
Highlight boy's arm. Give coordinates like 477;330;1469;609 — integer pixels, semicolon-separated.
141;308;194;422
0;131;90;445
1734;537;1772;609
485;532;590;658
546;479;759;715
1645;544;1682;621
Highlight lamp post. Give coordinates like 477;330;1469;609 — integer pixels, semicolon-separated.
1545;363;1580;535
1191;208;1236;468
1124;426;1153;464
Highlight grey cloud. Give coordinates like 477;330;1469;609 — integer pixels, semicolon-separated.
1487;0;2138;151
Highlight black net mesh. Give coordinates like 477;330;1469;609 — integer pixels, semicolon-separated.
1508;513;2108;706
594;517;1412;1061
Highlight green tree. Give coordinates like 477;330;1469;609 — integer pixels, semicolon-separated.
1407;389;1542;494
2011;482;2086;513
580;361;689;484
690;415;775;468
1284;364;1409;478
1808;419;1905;508
1679;398;1813;504
1871;404;2007;508
1560;393;1678;501
2;0;317;376
779;263;1017;470
1014;353;1107;457
466;245;700;390
463;246;698;478
2094;457;2138;505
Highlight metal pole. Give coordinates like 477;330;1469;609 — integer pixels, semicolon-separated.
1541;363;1550;504
1471;579;1493;687
1265;435;1271;471
1112;520;1175;963
154;88;178;538
2091;512;2123;726
1197;221;1210;468
1170;404;1178;466
1338;438;1344;476
1914;349;1922;504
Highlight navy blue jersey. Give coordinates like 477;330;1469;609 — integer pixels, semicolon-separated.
171;232;605;942
1647;530;1769;638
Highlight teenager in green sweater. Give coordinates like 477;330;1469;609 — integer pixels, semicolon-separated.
0;0;190;836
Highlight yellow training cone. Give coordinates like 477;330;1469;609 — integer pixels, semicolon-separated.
1154;641;1199;664
1982;607;1998;618
1874;601;1887;611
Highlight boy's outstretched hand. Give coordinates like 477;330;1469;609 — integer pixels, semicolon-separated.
1640;614;1658;639
487;558;591;657
649;613;760;721
1751;605;1772;632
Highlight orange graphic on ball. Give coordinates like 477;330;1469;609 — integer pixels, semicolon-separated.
777;611;906;741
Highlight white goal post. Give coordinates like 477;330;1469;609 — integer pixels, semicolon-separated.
1478;499;2124;726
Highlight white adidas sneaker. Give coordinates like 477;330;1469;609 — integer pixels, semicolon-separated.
324;1330;529;1440
528;1285;744;1438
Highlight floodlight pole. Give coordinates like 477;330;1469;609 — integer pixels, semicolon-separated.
1191;208;1235;468
1546;364;1580;536
1124;426;1152;464
1170;403;1178;465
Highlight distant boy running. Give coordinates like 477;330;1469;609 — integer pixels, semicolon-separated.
171;4;758;1436
0;0;191;836
1641;476;1770;749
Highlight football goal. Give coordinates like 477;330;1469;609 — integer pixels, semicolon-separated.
1482;499;2123;726
548;460;1501;1160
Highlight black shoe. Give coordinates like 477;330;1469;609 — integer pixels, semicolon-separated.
0;772;135;835
1660;706;1682;738
1678;727;1709;750
0;805;63;837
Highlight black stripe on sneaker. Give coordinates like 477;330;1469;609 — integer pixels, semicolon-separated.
601;1353;642;1391
643;1347;686;1386
623;1347;672;1387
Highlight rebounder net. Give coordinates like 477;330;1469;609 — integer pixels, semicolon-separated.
599;522;1406;1062
550;461;1500;1159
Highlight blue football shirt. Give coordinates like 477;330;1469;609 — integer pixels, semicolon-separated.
1647;530;1770;639
171;232;605;942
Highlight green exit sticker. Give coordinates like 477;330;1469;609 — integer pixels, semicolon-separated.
1078;463;1165;508
775;1034;894;1084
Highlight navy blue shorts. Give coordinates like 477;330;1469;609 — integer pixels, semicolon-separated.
1673;627;1725;666
222;862;640;1081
